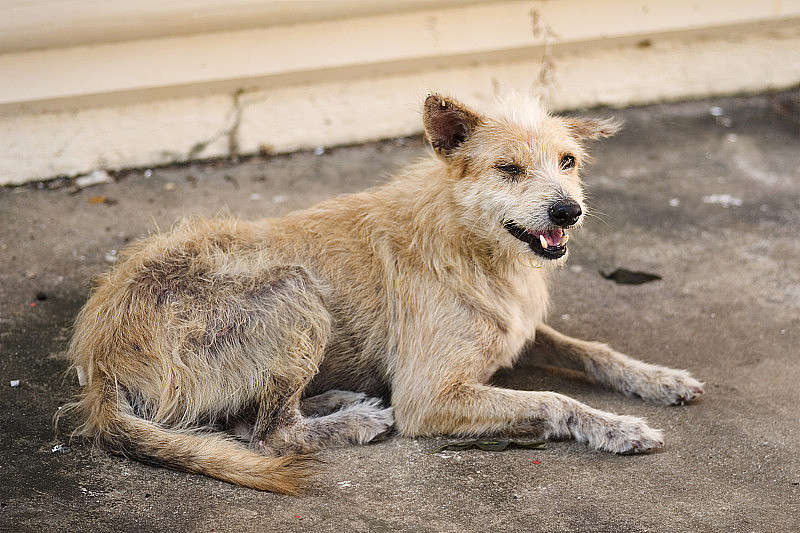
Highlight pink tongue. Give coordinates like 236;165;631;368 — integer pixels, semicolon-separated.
543;228;563;247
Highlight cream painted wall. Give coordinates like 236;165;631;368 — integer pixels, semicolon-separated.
2;1;799;184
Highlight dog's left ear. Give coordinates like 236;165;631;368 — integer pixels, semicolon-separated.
563;117;622;140
423;94;483;157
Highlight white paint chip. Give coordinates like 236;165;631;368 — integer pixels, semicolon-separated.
76;365;88;386
702;194;743;208
74;169;113;189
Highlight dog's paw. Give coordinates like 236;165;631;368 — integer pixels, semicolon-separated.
582;413;664;454
658;371;704;406
365;406;395;443
631;367;705;406
341;397;395;444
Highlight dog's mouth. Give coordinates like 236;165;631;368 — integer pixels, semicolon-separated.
504;222;569;260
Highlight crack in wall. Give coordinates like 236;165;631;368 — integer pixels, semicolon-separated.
529;8;560;102
186;89;245;161
227;89;244;156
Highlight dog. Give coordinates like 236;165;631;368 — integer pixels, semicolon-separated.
62;93;704;493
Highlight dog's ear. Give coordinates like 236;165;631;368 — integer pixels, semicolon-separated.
563;117;622;140
423;94;483;157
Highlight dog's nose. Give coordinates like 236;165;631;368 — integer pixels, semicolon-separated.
548;200;582;227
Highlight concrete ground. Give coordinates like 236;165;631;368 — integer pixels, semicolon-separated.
1;92;798;533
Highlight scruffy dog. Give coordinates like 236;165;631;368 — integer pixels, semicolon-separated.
64;94;703;493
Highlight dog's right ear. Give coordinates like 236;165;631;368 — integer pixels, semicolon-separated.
423;94;483;158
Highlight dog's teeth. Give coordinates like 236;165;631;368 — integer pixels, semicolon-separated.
539;235;549;249
560;234;569;246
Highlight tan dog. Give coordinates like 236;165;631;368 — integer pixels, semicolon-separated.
63;94;703;493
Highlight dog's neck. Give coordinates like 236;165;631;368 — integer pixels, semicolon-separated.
373;160;555;285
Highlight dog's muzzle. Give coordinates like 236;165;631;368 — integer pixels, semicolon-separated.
504;222;569;259
504;200;582;260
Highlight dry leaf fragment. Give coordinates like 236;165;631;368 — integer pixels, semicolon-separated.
430;439;546;453
600;268;661;285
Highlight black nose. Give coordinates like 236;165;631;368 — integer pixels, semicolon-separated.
548;200;582;227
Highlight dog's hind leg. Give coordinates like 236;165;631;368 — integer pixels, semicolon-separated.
242;268;393;454
532;324;704;405
301;389;388;417
255;394;394;455
269;397;394;453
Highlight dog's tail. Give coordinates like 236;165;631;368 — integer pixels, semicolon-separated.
63;387;313;494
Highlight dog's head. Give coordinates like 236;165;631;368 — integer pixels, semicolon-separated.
423;93;619;265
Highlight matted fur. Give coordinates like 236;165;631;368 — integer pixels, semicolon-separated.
61;93;703;493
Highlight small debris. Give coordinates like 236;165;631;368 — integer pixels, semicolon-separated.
52;444;68;453
10;380;20;387
601;268;662;285
163;182;177;191
74;170;113;190
773;91;800;127
29;302;37;307
702;194;742;208
223;175;239;189
709;106;724;117
314;146;325;156
531;460;541;464
337;480;352;488
105;249;118;263
144;169;153;178
76;365;88;386
87;195;117;206
668;198;680;207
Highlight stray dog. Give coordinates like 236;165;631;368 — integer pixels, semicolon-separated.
63;93;703;493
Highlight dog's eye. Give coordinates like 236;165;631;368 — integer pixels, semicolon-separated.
560;154;576;171
496;163;523;178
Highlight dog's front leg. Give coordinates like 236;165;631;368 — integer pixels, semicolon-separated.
392;374;664;455
533;324;704;405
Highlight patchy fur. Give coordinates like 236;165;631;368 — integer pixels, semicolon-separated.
60;93;703;493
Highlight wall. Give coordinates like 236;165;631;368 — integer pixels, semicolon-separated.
2;0;799;184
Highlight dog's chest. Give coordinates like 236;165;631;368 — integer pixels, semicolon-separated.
476;268;549;381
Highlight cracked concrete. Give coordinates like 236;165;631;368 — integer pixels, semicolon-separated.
226;89;245;157
186;90;245;161
1;91;799;532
